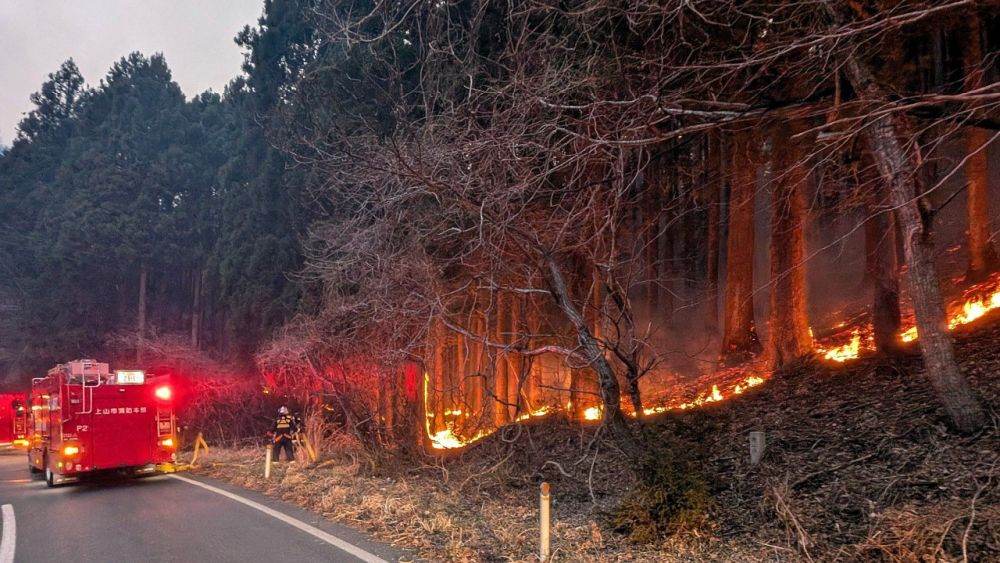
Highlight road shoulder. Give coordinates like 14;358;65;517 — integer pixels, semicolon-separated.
172;471;406;563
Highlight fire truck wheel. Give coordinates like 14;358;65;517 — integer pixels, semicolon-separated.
45;465;57;487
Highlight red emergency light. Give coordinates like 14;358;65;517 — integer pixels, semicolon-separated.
154;386;172;401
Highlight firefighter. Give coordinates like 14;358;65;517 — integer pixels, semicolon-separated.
271;406;300;461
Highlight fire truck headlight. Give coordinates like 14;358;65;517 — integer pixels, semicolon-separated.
63;445;80;456
154;386;172;401
159;437;175;448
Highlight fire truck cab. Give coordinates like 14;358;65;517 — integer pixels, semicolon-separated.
0;393;29;448
28;359;176;487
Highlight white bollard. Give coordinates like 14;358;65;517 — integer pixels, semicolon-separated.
749;431;766;466
264;446;273;479
539;482;551;561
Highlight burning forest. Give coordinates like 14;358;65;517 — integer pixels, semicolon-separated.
1;0;998;560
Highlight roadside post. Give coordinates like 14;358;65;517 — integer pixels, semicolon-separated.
540;482;551;561
264;444;273;479
749;431;766;466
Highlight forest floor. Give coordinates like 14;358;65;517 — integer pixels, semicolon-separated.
193;316;999;562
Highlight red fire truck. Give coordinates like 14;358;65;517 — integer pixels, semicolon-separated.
0;393;29;448
28;359;176;487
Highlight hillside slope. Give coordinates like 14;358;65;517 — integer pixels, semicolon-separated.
196;316;999;561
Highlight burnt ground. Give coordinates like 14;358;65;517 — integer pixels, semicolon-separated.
194;315;999;562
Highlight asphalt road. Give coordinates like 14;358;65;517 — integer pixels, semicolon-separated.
0;450;401;562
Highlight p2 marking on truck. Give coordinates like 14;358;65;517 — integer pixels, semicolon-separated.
28;359;176;487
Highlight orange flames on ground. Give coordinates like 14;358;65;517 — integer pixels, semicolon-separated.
426;371;768;448
816;273;1000;362
816;329;866;363
426;274;1000;449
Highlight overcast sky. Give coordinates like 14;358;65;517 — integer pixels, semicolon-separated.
0;0;264;145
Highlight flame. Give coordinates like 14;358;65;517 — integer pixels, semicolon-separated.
817;330;862;363
948;291;1000;328
582;406;602;421
897;277;1000;344
514;407;551;422
733;375;765;395
428;427;489;450
676;384;724;410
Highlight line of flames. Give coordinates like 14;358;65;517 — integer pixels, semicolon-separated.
428;275;1000;449
816;274;1000;362
427;373;767;449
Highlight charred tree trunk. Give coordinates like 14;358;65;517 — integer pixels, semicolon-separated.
766;121;814;367
842;55;985;433
963;13;997;281
866;205;902;353
721;131;761;362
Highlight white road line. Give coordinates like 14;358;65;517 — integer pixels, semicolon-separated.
168;474;387;563
0;504;15;563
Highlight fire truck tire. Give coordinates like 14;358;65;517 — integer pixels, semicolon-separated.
45;466;55;487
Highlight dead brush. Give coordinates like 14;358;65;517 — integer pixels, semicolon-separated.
856;469;998;563
766;480;814;562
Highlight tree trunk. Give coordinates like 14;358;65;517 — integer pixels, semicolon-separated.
456;323;467;416
470;313;485;424
705;132;722;332
842;55;985;433
137;264;147;364
966;123;996;280
510;293;526;418
493;294;510;425
766;121;814;367
431;318;446;431
866;205;902;353
963;13;997;281
721;131;761;362
543;255;628;431
191;268;203;349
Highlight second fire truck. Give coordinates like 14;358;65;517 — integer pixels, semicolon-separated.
0;393;28;448
28;359;176;486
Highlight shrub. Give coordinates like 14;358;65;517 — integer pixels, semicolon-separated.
608;433;713;543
